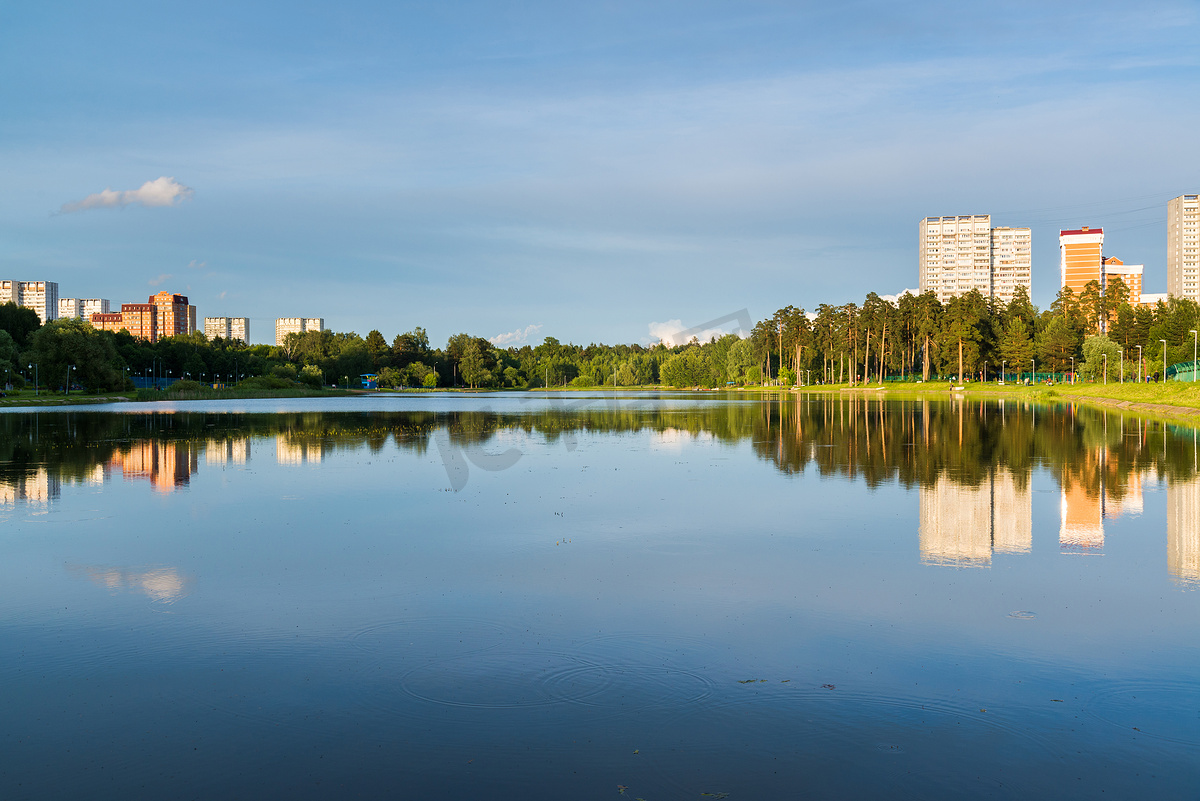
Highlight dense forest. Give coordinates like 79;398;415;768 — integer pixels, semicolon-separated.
2;280;1200;393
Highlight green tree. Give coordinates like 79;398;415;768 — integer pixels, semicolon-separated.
1036;315;1079;373
0;302;41;348
938;291;986;380
1079;335;1119;382
299;364;323;388
365;329;389;371
913;292;942;381
459;338;493;388
392;327;432;367
27;318;124;391
0;329;17;386
997;315;1034;376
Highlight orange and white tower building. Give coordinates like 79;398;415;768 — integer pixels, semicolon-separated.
1059;226;1104;296
1101;257;1143;306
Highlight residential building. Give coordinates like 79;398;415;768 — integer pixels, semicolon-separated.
1168;194;1200;300
275;317;324;346
989;227;1033;303
204;316;250;343
59;298;112;320
0;280;59;324
1140;292;1168;308
918;216;1031;304
150;291;196;338
1102;257;1143;306
1059;226;1105;297
91;303;157;342
81;298;111;319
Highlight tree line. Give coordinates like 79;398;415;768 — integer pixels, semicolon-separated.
2;277;1199;392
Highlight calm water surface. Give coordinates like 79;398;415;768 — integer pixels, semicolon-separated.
1;392;1197;799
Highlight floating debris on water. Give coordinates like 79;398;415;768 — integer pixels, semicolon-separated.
1008;611;1037;619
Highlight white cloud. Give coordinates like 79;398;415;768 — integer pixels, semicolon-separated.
59;176;193;214
148;273;172;287
187;259;207;270
490;323;542;346
648;319;744;347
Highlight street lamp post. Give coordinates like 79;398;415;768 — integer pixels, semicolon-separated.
1137;345;1143;383
1031;358;1036;384
1001;360;1006;384
1161;339;1168;382
28;363;38;396
65;365;75;395
1070;356;1075;384
1117;348;1123;383
1103;353;1107;385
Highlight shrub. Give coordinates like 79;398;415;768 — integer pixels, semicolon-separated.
239;375;295;390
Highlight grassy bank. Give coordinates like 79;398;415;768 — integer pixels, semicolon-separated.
0;390;134;407
134;386;356;402
0;387;358;407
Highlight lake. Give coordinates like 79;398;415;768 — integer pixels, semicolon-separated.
1;392;1197;800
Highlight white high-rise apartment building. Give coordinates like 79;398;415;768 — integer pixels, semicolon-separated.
0;280;59;324
81;299;110;319
1168;194;1200;300
275;317;324;346
919;216;1031;304
59;298;111;320
205;317;251;343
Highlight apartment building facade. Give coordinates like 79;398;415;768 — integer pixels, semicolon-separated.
204;316;250;344
275;317;324;346
1101;257;1143;305
1059;226;1104;296
0;280;59;324
918;216;1031;304
91;303;157;342
1168;194;1200;300
59;298;111;320
151;291;196;338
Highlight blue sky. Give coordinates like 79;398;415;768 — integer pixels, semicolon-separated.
2;1;1198;346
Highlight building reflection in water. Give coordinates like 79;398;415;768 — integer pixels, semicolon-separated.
919;467;1031;567
276;436;325;465
4;404;1200;589
0;468;62;511
1168;473;1200;588
108;441;200;493
67;564;191;603
205;437;251;466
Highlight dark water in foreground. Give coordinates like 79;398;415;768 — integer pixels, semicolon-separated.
1;392;1197;800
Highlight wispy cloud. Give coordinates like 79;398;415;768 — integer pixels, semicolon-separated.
59;176;193;214
186;259;207;270
148;273;172;287
490;323;542;346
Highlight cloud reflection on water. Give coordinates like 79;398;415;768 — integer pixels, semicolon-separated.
66;564;191;604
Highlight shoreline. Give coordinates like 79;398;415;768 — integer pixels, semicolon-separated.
4;383;1200;425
